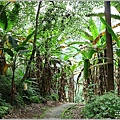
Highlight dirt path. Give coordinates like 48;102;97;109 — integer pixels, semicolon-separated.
3;102;77;119
44;103;76;119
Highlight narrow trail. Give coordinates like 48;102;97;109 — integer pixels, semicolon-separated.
44;103;76;119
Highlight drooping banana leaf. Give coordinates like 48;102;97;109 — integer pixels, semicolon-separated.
80;30;93;41
0;5;8;31
86;13;120;20
92;22;120;45
67;41;91;46
69;46;81;52
100;17;120;47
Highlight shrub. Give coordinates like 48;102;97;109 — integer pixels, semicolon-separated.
0;75;11;102
0;94;11;118
46;93;59;101
30;96;40;103
82;92;120;119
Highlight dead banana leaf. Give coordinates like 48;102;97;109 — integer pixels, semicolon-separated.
3;62;10;75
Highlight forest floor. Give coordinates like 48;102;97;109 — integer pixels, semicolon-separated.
3;101;84;119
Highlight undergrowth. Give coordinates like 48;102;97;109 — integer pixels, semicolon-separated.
81;92;120;119
0;93;12;118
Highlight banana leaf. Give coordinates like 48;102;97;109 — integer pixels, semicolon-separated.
89;17;98;39
100;17;120;47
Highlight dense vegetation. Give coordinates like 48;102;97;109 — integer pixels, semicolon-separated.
0;1;120;118
82;92;120;118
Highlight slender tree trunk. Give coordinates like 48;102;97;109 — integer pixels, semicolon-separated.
69;75;74;102
0;42;5;75
10;56;16;105
105;1;114;91
99;52;104;95
117;60;120;95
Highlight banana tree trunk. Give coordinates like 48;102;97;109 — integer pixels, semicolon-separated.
0;42;5;75
105;1;114;91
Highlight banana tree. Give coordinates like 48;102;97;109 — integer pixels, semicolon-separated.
0;2;20;76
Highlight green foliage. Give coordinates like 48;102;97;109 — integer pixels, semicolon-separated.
82;92;120;119
82;48;96;59
46;93;59;101
116;48;120;58
8;35;18;48
7;2;20;31
0;1;105;110
17;80;42;104
111;1;120;13
30;95;40;103
0;2;20;32
0;75;11;102
89;17;98;39
86;13;120;20
4;48;14;57
100;17;120;47
0;93;11;118
0;5;8;31
14;93;24;106
21;30;35;46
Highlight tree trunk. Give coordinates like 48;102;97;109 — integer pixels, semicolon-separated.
117;60;120;95
105;1;114;91
68;75;74;102
41;61;52;97
0;42;5;75
58;69;67;102
98;52;104;95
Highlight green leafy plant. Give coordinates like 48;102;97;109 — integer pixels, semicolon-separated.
0;93;11;118
46;93;59;101
82;92;120;119
0;75;11;103
30;96;40;103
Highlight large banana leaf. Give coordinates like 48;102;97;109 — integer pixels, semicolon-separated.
0;5;8;31
92;23;120;45
81;48;96;59
80;30;93;41
8;36;18;49
89;17;99;39
100;17;120;47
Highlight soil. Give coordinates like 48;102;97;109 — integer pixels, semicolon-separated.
3;101;84;119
